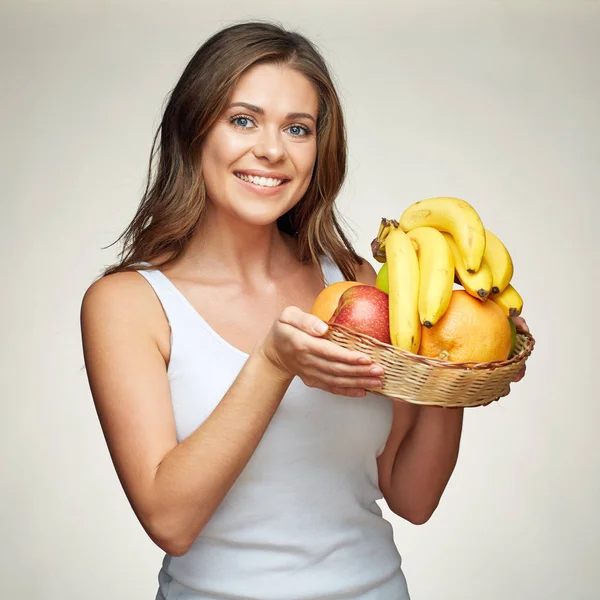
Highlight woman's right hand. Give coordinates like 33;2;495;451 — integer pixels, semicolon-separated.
256;306;384;398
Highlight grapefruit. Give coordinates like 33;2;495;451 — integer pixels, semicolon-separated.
419;290;512;363
310;281;363;323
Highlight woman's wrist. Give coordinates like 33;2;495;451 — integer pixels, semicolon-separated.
250;345;295;387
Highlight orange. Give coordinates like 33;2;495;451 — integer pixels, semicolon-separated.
419;290;512;363
310;281;363;322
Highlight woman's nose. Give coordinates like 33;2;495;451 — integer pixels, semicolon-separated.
252;127;287;163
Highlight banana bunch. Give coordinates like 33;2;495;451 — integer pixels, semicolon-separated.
372;197;524;351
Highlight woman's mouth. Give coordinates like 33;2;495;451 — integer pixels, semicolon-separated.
234;172;287;188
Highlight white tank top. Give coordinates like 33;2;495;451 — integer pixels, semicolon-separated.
137;255;410;600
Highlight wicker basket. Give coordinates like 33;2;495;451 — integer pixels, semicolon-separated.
323;323;535;408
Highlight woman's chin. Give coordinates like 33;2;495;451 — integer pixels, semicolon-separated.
247;211;289;228
224;198;299;228
206;189;301;228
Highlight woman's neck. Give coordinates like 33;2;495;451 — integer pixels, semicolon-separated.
173;209;298;286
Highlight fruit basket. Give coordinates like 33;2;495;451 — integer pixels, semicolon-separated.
323;323;535;408
313;197;537;407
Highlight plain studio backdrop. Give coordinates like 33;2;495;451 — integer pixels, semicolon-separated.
1;1;597;598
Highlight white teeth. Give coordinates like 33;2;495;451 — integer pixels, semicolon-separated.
235;173;284;187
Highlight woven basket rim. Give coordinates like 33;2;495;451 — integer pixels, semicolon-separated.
325;322;535;370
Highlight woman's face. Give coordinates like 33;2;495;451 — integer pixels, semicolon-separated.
200;63;319;227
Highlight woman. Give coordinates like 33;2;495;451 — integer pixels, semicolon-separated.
81;21;527;599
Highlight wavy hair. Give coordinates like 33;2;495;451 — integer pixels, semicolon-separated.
104;21;362;280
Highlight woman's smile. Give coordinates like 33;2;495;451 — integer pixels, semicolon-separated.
233;169;291;195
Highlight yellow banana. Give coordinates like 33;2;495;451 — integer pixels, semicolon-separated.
484;229;514;294
443;232;493;300
375;238;419;295
399;197;486;273
407;227;454;328
490;283;523;317
385;224;421;353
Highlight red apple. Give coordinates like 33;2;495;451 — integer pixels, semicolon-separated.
330;285;391;344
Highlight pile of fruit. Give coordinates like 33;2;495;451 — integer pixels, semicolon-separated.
311;197;524;364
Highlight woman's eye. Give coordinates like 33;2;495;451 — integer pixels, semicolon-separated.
287;125;310;136
230;116;254;129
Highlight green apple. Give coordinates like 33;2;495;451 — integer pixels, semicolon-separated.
376;263;389;294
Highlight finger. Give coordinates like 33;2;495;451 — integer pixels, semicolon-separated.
278;307;374;365
511;316;529;334
279;306;329;337
316;371;383;390
304;354;385;378
319;383;367;398
331;387;367;398
279;322;372;366
310;336;374;365
512;364;526;382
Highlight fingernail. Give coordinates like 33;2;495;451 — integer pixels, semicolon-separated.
369;366;384;376
358;356;371;365
313;321;328;335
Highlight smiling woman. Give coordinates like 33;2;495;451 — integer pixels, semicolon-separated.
80;21;451;600
102;21;359;281
200;64;319;225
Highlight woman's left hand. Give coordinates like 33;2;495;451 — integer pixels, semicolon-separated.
510;315;529;383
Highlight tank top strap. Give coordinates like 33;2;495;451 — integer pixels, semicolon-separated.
136;267;187;329
319;254;346;285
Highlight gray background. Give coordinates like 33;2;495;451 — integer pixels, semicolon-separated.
1;0;597;598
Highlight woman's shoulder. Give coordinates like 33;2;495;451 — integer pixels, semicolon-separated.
82;269;150;309
80;269;168;343
353;256;378;286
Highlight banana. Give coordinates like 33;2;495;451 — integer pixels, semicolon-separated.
399;197;486;273
490;283;523;317
385;224;421;353
375;238;419;295
406;227;454;328
443;232;493;300
484;229;514;294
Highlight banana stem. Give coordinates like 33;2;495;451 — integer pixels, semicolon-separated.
371;218;398;262
376;217;388;240
371;237;384;261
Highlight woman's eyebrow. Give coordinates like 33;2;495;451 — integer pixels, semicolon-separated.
227;102;316;124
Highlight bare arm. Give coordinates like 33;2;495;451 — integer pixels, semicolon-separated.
377;403;463;524
81;272;381;556
354;257;464;524
150;350;292;554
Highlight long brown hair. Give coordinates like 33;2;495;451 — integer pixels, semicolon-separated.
104;21;362;280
